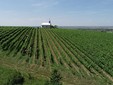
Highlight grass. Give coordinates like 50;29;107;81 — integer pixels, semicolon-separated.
0;47;107;85
0;64;47;85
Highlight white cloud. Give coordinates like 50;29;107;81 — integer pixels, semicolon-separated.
31;0;59;8
32;3;44;7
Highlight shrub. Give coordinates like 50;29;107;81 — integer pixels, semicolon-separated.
45;69;62;85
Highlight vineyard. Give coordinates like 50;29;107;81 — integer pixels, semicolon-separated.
0;26;113;85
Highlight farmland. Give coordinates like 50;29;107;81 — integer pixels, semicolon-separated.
0;26;113;85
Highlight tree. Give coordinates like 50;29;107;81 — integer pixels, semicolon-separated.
54;25;58;28
45;69;62;85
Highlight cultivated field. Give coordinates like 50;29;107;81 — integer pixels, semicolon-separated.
0;27;113;85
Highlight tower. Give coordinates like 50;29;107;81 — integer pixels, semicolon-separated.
49;19;51;25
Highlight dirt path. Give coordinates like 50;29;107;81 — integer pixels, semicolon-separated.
43;29;59;65
32;29;37;64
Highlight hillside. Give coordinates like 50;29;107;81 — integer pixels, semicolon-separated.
0;27;113;85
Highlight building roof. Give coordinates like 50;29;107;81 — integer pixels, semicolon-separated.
41;23;51;25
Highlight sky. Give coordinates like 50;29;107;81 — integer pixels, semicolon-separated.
0;0;113;26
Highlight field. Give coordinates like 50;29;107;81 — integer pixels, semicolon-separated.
0;26;113;85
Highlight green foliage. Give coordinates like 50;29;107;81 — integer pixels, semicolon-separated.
1;27;113;84
0;66;47;85
45;69;62;85
0;66;24;85
53;29;113;76
7;72;24;85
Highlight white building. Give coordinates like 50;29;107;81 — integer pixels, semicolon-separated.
41;21;52;28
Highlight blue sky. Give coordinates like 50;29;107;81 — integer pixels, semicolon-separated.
0;0;113;26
